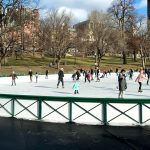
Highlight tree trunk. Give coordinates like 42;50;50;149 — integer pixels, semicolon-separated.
133;50;137;62
142;58;145;69
0;61;2;69
52;54;57;65
122;51;127;64
57;59;60;69
140;46;145;69
98;56;101;67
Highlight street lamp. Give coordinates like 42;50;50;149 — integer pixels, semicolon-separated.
94;52;97;69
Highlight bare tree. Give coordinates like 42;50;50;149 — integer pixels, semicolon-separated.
108;0;135;64
0;0;39;68
38;9;73;69
0;0;20;68
88;11;114;66
137;29;150;68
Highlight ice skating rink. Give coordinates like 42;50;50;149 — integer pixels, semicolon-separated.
0;72;149;98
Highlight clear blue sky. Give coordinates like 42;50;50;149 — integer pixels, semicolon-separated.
135;0;147;16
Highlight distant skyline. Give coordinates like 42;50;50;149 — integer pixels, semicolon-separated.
39;0;147;22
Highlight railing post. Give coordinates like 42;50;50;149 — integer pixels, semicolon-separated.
11;98;15;117
102;102;107;125
68;100;72;123
37;99;42;120
139;103;143;124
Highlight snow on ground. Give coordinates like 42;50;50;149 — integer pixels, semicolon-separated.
0;72;149;98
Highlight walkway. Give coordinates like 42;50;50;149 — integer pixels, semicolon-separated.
0;117;150;150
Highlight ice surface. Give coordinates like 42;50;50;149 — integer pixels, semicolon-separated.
0;72;149;98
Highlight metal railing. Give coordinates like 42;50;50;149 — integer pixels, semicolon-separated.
0;94;150;125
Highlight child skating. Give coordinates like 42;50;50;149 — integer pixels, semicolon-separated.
73;81;80;94
10;71;18;86
35;72;39;83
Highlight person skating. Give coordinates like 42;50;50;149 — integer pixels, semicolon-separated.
96;67;100;82
129;69;133;80
84;70;89;83
72;81;80;94
76;70;81;80
116;68;119;76
45;70;49;79
72;72;76;80
28;69;33;82
147;68;150;85
57;68;64;88
118;69;127;98
35;72;39;83
87;71;91;83
90;68;94;80
103;70;107;78
10;71;18;86
135;69;147;92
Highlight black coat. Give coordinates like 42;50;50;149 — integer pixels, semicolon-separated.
58;70;64;79
118;73;127;91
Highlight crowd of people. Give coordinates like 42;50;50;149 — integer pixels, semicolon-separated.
8;66;150;97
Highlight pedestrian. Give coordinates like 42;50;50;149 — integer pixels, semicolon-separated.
147;68;150;85
145;68;148;77
129;69;133;80
72;72;76;80
28;69;33;82
10;71;18;86
57;68;64;88
84;70;89;83
45;70;49;79
116;68;119;76
72;81;80;94
103;70;107;78
90;68;94;80
96;67;100;82
88;71;91;82
76;70;81;80
135;69;147;92
118;69;127;98
35;72;39;83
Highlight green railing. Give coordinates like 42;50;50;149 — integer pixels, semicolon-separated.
0;94;150;125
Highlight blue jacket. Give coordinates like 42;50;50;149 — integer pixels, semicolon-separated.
73;82;79;91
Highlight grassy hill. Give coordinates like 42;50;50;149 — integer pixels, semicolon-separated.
0;55;149;76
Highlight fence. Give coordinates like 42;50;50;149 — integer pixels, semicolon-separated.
0;94;150;125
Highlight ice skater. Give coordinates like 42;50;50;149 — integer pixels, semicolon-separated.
72;81;80;94
28;69;33;82
45;70;49;79
35;72;39;83
90;68;94;80
135;69;147;92
10;71;18;86
118;69;127;98
57;68;64;88
129;69;133;80
84;70;90;83
76;70;81;80
96;67;100;82
72;72;76;80
146;68;150;85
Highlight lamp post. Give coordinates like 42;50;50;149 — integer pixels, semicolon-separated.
94;52;97;69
